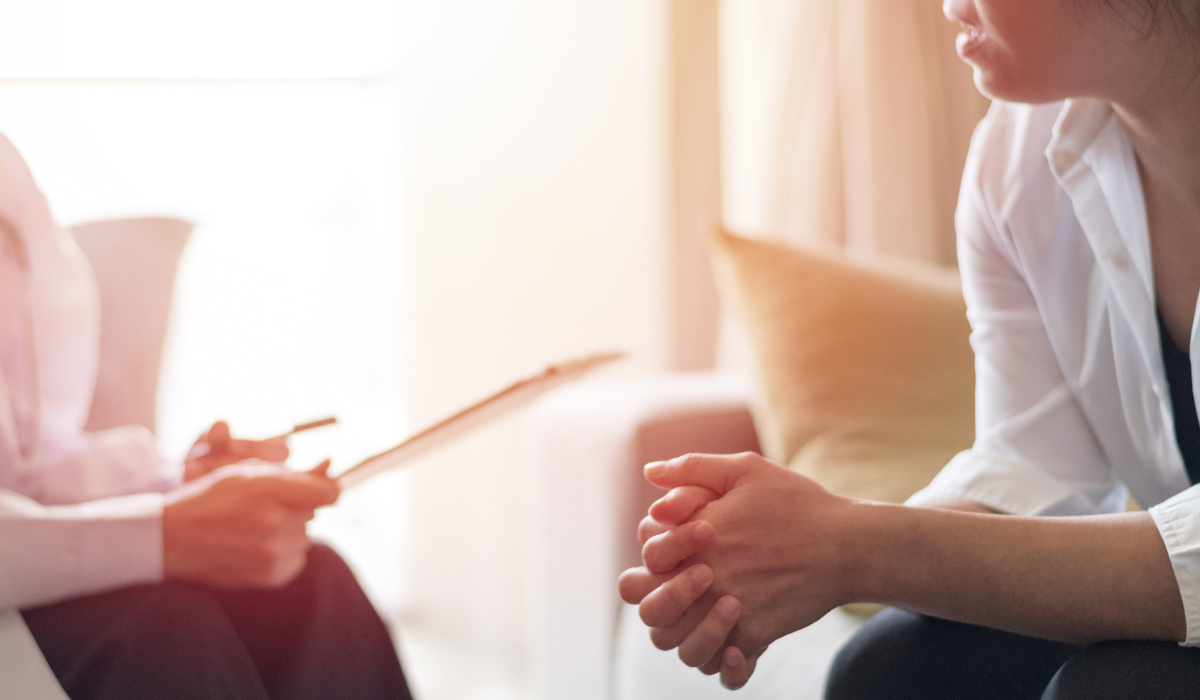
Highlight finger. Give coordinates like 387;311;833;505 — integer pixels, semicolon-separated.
719;645;762;690
185;443;212;461
190;424;211;449
638;564;714;628
648;591;718;650
187;420;229;461
618;566;676;605
208;420;231;447
309;459;332;478
699;654;723;676
642;520;714;573
677;595;740;668
649;485;720;526
251;472;340;508
644;452;759;494
242;436;289;462
638;515;669;545
289;507;318;526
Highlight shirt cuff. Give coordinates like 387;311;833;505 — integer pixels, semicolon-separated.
1149;486;1200;646
0;490;164;610
906;450;1083;515
78;491;165;592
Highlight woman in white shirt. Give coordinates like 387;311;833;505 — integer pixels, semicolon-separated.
0;134;412;699
618;0;1200;697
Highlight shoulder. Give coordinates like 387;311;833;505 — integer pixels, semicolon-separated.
962;100;1064;214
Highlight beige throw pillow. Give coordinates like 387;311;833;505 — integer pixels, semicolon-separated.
710;228;975;506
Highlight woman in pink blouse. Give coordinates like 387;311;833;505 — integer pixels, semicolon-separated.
0;134;411;700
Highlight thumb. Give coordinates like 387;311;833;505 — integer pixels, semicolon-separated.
207;420;231;447
644;453;757;496
309;459;332;478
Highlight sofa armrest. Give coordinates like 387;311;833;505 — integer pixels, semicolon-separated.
73;217;192;434
526;373;758;700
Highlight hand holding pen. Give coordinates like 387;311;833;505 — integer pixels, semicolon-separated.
183;417;337;482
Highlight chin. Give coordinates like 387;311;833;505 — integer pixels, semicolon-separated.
972;66;1070;105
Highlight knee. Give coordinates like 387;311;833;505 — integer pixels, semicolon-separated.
297;542;360;593
117;583;238;651
41;583;266;699
824;608;943;700
304;542;348;575
1043;641;1200;700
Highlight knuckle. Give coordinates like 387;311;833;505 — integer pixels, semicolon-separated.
678;642;713;668
649;626;680;651
641;538;665;569
637;517;655;544
639;600;664;627
740;619;766;645
668;576;697;609
640;592;681;629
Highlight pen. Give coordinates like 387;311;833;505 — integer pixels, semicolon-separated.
186;416;338;460
269;416;338;441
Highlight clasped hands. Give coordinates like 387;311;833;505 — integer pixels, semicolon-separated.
618;452;862;689
164;421;339;590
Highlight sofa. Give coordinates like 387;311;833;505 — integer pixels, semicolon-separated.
527;228;976;700
528;374;865;700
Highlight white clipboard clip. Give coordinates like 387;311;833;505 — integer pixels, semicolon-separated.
336;351;625;489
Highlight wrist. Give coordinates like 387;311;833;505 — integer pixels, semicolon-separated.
834;499;915;606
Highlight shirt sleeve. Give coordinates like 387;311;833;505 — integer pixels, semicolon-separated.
25;424;183;506
1150;487;1200;646
0;488;164;610
907;166;1125;516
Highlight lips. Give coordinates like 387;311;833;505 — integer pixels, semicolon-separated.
943;0;986;58
955;25;987;58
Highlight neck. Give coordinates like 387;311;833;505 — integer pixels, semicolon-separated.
1112;66;1200;209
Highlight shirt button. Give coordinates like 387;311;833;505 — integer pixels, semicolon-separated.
1107;252;1131;272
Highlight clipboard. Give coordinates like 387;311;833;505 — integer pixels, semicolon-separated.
336;351;625;489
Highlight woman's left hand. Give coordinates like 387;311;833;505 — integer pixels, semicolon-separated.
184;420;289;482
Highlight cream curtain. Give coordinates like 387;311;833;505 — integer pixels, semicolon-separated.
770;0;990;265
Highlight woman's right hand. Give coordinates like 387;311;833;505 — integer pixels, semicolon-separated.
163;461;339;589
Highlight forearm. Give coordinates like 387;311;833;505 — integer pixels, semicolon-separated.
847;501;1185;643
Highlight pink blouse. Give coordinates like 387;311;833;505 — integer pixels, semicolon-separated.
0;133;181;611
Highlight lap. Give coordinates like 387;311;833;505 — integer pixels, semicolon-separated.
1044;640;1200;700
22;579;268;700
824;608;1079;700
22;544;410;700
826;608;1200;700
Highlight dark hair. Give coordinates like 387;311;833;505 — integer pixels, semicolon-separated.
1100;0;1200;37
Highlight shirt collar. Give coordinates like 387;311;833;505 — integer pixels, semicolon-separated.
1046;98;1117;180
1045;98;1167;403
1046;97;1155;300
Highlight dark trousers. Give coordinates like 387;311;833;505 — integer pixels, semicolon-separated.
21;544;413;700
825;607;1200;700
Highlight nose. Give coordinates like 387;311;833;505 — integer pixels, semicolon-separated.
943;0;971;24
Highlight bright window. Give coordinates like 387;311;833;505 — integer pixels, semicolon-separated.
0;0;410;615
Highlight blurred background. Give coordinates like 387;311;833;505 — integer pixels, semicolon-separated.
0;1;980;698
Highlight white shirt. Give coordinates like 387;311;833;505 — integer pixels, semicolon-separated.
0;132;181;612
907;98;1200;645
